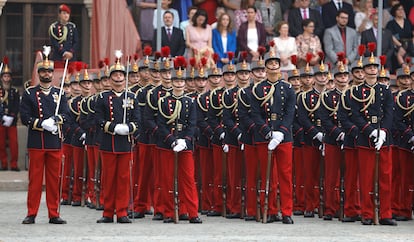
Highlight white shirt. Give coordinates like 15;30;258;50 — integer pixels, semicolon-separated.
222;35;228;53
274;37;298;71
301;8;309;19
247;28;258;53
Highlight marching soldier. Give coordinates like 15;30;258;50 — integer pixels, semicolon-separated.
0;57;20;171
156;57;202;223
49;4;79;61
250;44;296;224
21;47;70;224
349;49;396;226
95;51;140;223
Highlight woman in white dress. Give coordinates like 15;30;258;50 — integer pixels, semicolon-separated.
273;21;297;74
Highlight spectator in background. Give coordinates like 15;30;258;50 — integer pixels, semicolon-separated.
171;0;192;22
296;19;322;68
255;0;283;41
234;0;262;32
152;11;186;57
323;9;358;65
212;13;237;67
237;6;266;62
386;3;413;66
354;0;375;33
211;7;226;29
352;0;362;12
193;0;218;25
361;13;394;71
180;6;198;39
222;0;241;25
280;0;293;16
382;0;400;28
274;21;298;72
186;9;212;58
322;0;355;28
288;0;324;39
137;0;157;46
153;0;180;29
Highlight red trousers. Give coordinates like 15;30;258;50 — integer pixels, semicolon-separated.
61;144;73;201
244;144;259;217
398;149;414;218
197;145;214;211
293;146;305;212
212;144;225;213
153;146;163;214
157;148;199;218
324;144;341;216
100;151;132;218
72;146;86;202
358;147;392;220
391;146;402;215
0;125;18;169
26;149;62;218
87;145;98;204
302;145;321;212
256;142;293;216
134;143;154;213
226;145;242;214
344;147;361;217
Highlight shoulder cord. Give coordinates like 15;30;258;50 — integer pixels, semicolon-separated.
158;97;182;125
49;23;68;44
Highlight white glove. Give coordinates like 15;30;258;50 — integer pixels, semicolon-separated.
369;129;378;140
222;144;229;153
375;138;385;151
114;124;130;135
41;118;58;133
237;133;242;141
313;132;323;142
272;131;284;143
336;132;345;142
240;143;244;151
409;136;414;143
173;139;187;152
79;133;86;141
268;138;280;151
219;132;225;140
2;115;14;127
319;143;325;156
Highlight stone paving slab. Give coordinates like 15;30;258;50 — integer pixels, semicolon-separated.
0;171;28;191
0;191;414;241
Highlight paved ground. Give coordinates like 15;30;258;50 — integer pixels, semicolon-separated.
0;191;414;242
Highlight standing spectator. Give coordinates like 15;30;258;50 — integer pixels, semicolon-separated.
386;3;413;66
352;0;361;12
211;7;226;29
49;4;79;61
193;0;218;25
153;0;180;29
152;11;186;57
255;0;283;41
212;13;237;68
137;0;157;46
0;58;20;171
222;0;241;24
323;9;358;65
382;0;401;28
274;21;298;72
354;0;375;33
322;0;355;28
288;0;324;39
186;9;212;58
237;6;267;62
296;19;323;68
234;0;262;32
180;6;198;40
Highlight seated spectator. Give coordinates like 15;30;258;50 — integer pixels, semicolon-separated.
287;0;324;39
296;19;322;68
211;7;226;29
153;0;180;29
237;6;266;62
212;13;237;68
180;6;198;39
234;0;262;32
274;21;297;72
152;11;186;57
354;0;375;33
255;0;283;41
186;9;212;58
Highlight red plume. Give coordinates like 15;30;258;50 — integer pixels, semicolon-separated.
306;53;313;63
154;51;161;59
2;56;9;65
68;66;74;74
212;53;219;64
75;62;83;72
337;52;345;62
406;57;411;64
358;44;366;56
176;56;186;68
84;64;88;69
200;57;207;67
367;42;376;53
291;55;297;66
227;51;234;61
241;51;248;61
327;62;332;69
161;46;170;57
104;58;109;66
379;55;386;66
143;46;152;56
258;46;266;56
173;58;178;69
98;60;104;69
317;51;324;61
189;57;196;67
134;53;139;61
269;40;275;47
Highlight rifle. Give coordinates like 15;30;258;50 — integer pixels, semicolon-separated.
339;144;345;221
68;160;74;204
256;154;262;222
174;151;179;223
58;155;65;214
319;143;325;218
292;151;297;208
373;127;380;225
81;146;88;207
95;153;102;208
196;151;203;212
263;150;272;223
221;151;227;217
240;147;246;219
129;140;135;222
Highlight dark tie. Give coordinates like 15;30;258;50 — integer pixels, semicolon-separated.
167;28;172;40
341;28;346;54
337;1;342;9
303;9;307;19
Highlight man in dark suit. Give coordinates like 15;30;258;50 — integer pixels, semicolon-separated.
288;0;324;38
361;13;394;71
322;0;355;28
152;11;186;57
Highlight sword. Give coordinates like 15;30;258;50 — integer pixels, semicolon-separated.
339;143;345;221
174;151;179;224
240;146;246;219
373;126;380;225
80;146;88;207
57;155;65;214
221;150;227;217
319;143;325;218
256;151;262;222
263;149;272;223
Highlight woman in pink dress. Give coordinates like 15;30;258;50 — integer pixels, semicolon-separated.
186;9;212;58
